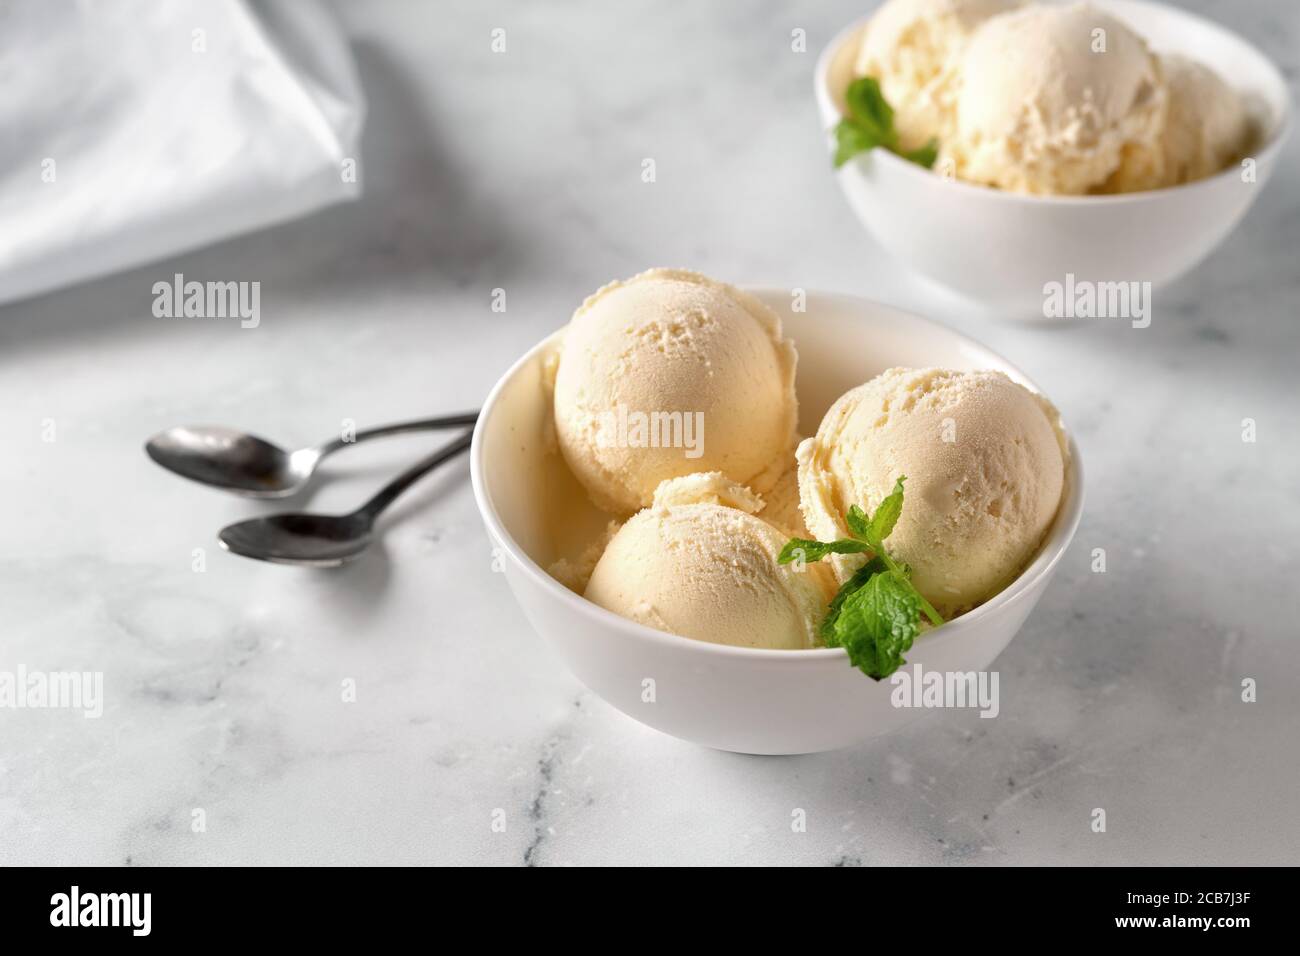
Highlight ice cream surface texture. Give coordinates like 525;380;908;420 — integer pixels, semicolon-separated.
553;269;798;515
1158;53;1250;186
797;368;1066;617
944;3;1166;195
757;451;811;539
854;0;1023;151
584;473;836;650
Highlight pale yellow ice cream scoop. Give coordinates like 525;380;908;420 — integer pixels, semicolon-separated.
553;269;798;515
1158;53;1251;186
797;368;1066;618
944;2;1167;195
854;0;1024;152
584;473;836;650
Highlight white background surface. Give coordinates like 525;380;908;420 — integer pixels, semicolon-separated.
1;0;1297;865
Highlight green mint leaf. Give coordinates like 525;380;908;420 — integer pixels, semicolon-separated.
777;536;871;565
872;546;945;629
873;550;945;628
860;476;946;627
829;570;921;680
812;476;947;677
897;139;939;169
845;504;871;540
844;77;894;140
868;475;906;544
819;557;887;644
834;78;941;171
833;120;883;168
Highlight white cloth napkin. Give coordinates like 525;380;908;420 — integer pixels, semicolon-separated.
0;0;365;305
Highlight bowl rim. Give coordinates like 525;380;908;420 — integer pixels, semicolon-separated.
470;289;1086;667
813;0;1294;206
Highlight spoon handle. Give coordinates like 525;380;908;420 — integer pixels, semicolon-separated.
316;411;479;456
355;428;474;521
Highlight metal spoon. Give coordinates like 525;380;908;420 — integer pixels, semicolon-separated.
145;411;478;497
217;429;473;567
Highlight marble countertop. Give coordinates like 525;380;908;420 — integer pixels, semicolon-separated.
2;0;1298;866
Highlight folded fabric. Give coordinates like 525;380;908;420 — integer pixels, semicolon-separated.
0;0;365;305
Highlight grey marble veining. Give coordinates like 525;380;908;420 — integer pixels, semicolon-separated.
1;0;1298;865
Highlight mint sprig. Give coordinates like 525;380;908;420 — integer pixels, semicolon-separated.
831;568;922;679
776;537;870;564
778;476;945;680
833;77;938;170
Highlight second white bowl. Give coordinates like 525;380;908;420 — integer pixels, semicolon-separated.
471;291;1084;754
814;0;1292;317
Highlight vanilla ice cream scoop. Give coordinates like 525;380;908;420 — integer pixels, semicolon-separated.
797;368;1067;617
945;2;1166;195
584;473;836;650
553;269;797;515
1158;53;1251;186
854;0;1023;151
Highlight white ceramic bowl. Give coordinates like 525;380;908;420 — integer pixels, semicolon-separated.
470;290;1084;754
815;0;1292;317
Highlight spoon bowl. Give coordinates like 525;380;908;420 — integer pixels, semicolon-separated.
146;426;307;497
219;512;373;567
